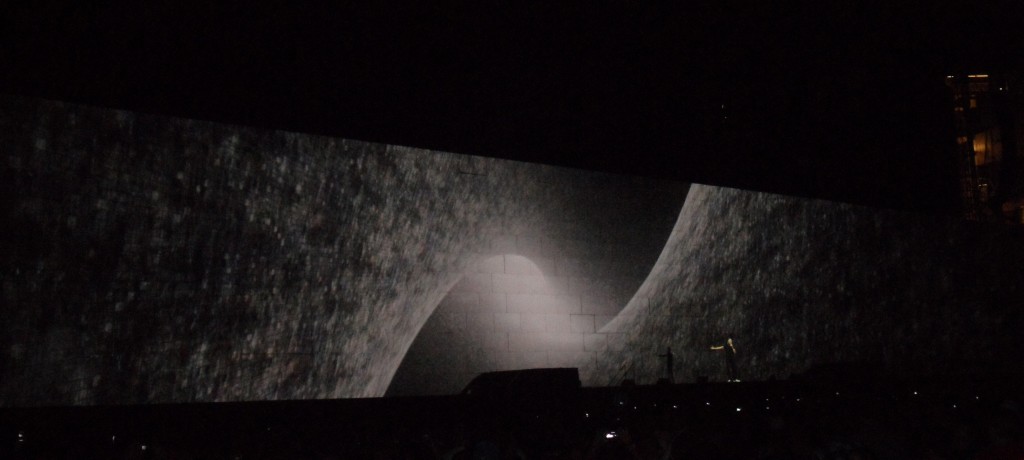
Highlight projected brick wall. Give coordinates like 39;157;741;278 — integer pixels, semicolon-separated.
4;96;1023;406
388;235;660;395
388;156;689;395
586;185;1024;385
0;96;686;405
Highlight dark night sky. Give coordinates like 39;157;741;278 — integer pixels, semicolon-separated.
2;1;1021;211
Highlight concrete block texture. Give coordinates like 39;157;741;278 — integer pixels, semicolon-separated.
508;332;584;352
506;294;581;314
466;313;495;331
570;314;596;333
504;254;555;275
514;236;554;257
492;274;572;295
451;274;493;293
519;313;549;332
469;332;509;351
510;351;550;369
582;291;634;316
548;351;596;368
493;313;521;332
473;255;506;274
584;334;609;351
438;292;480;312
490;235;518;252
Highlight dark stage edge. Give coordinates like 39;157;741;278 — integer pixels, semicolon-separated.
1;372;1022;459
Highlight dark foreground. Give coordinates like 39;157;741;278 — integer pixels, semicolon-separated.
2;372;1023;460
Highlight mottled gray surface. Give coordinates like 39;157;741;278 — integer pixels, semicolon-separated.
586;185;1024;385
4;96;1022;406
0;96;685;405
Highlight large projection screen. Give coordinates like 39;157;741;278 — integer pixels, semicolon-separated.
2;96;1022;406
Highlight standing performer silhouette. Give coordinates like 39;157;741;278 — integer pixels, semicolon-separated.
710;338;739;382
658;347;674;383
